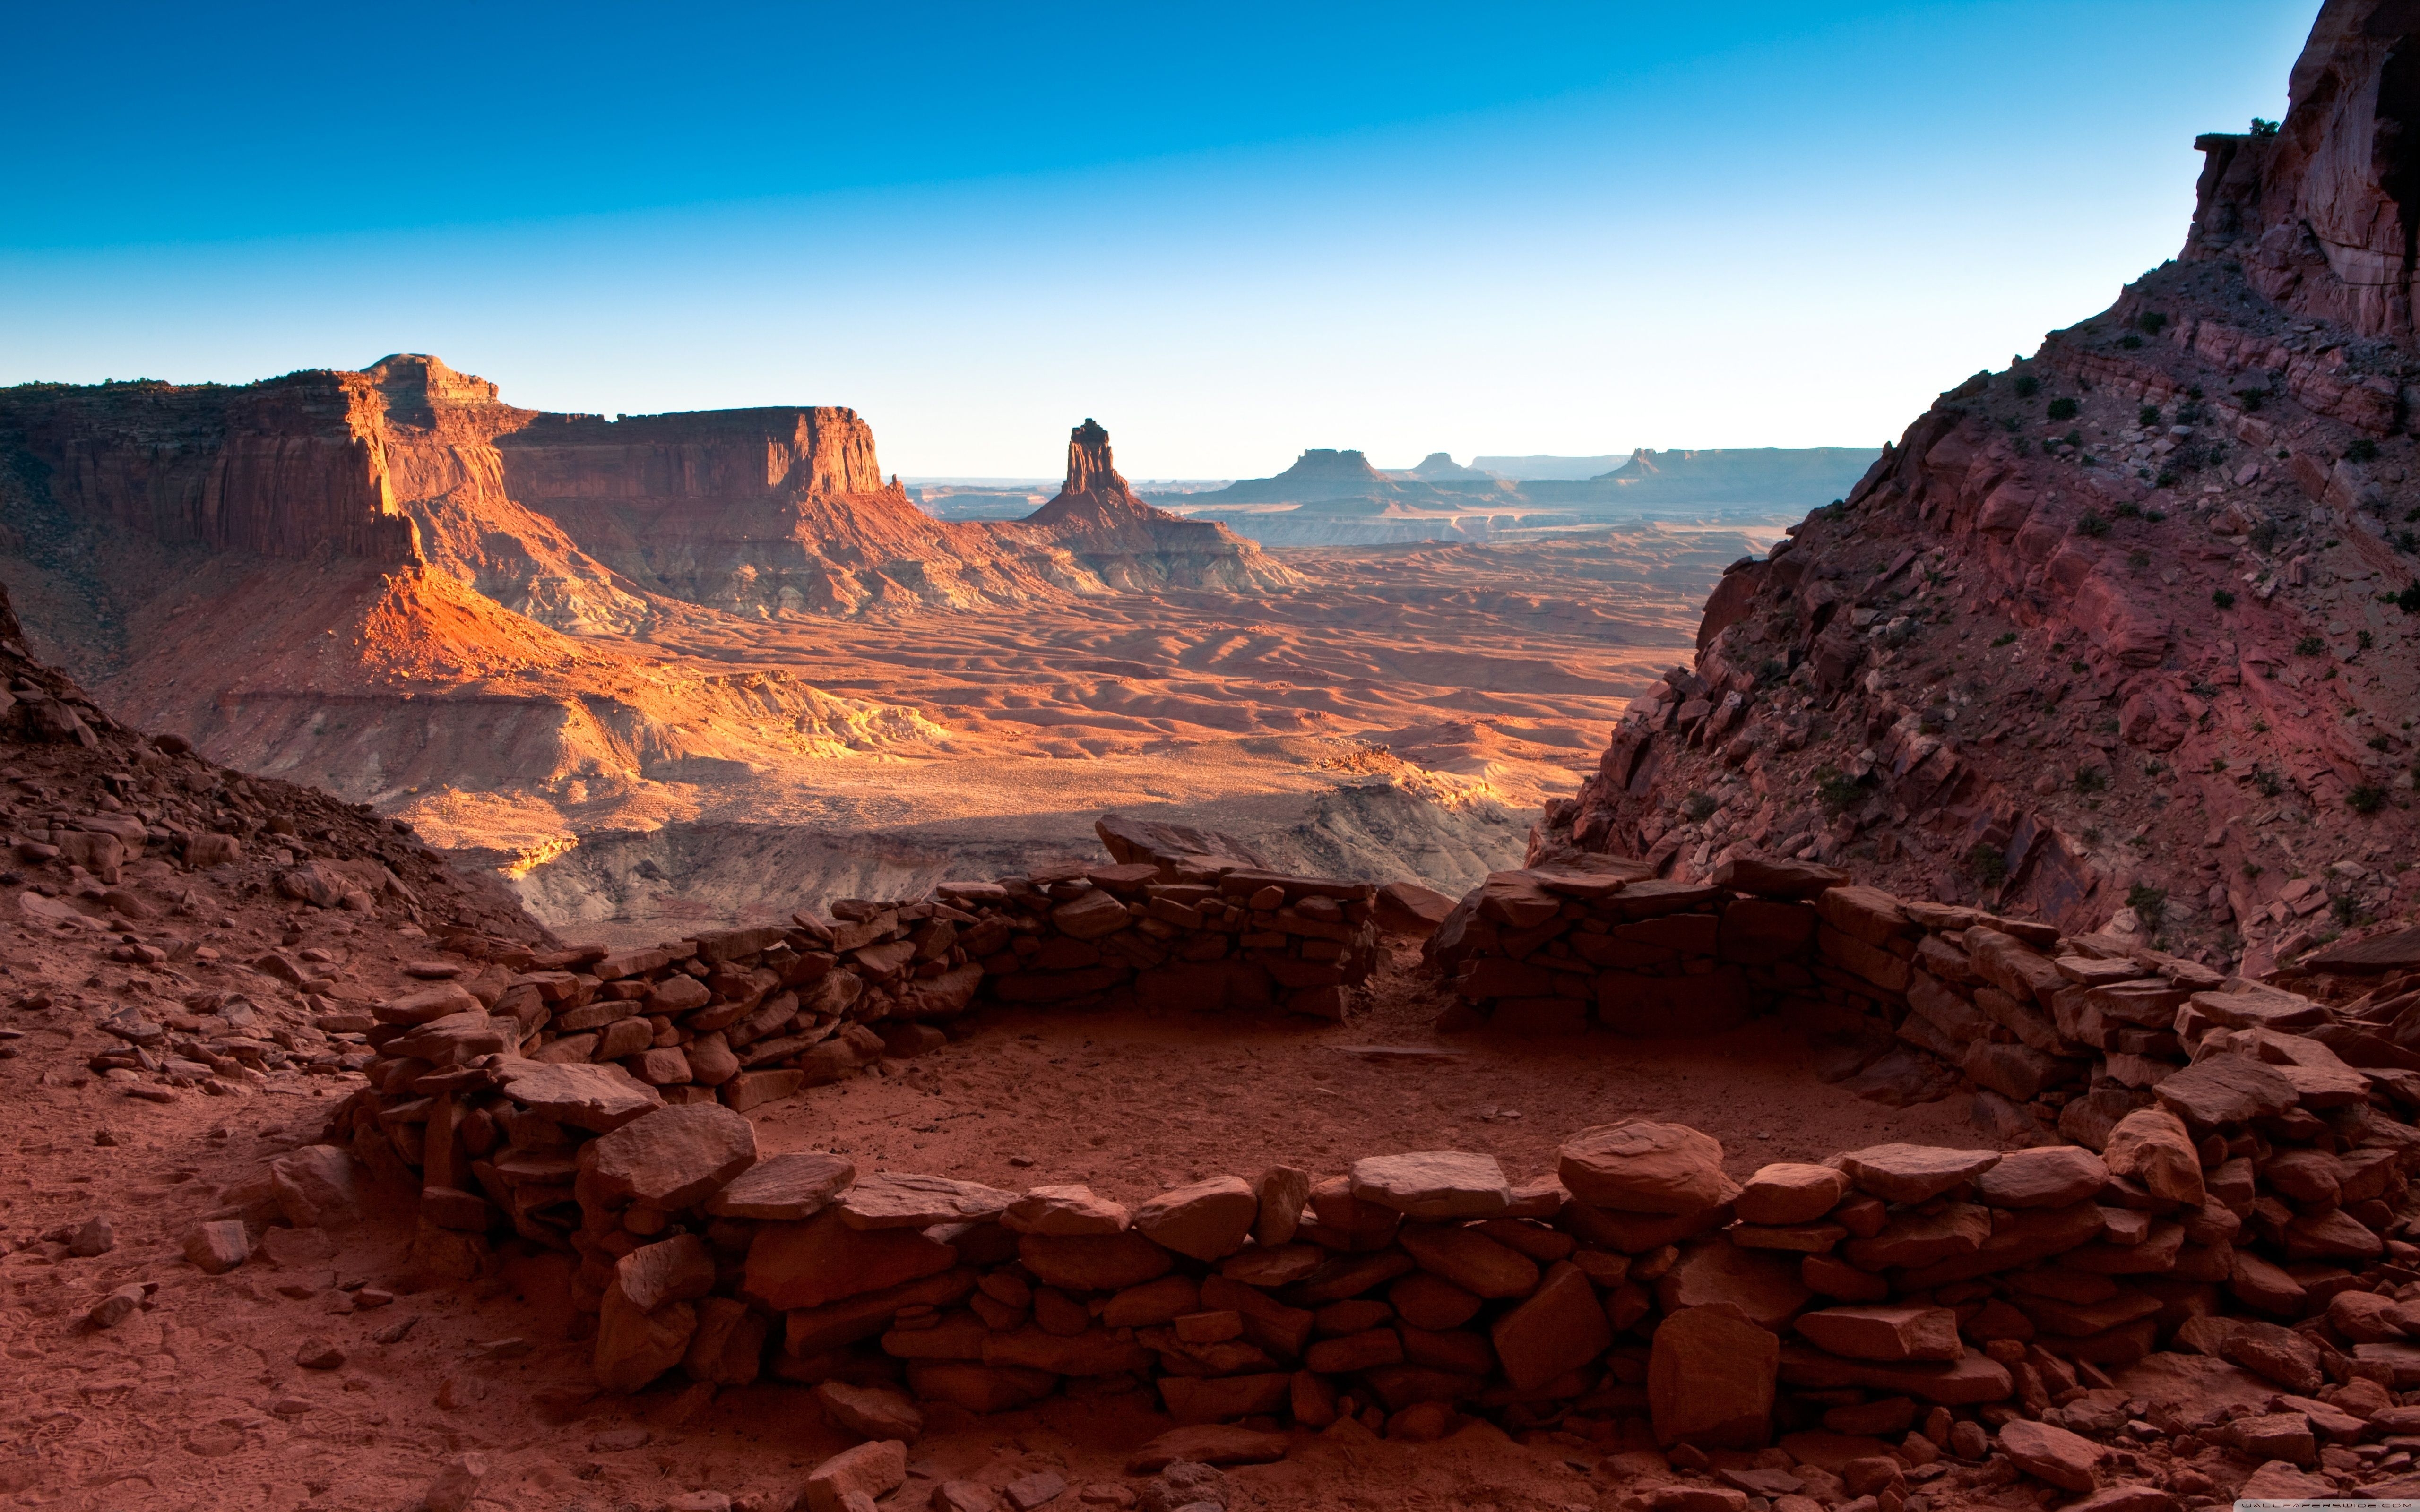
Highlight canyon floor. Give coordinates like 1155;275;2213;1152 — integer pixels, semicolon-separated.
414;524;1784;947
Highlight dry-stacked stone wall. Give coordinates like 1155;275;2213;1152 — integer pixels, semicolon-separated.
310;844;2420;1503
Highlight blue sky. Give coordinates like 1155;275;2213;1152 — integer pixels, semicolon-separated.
4;2;2310;477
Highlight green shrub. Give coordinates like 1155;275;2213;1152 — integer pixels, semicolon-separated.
2241;860;2263;878
2012;373;2040;398
2078;512;2111;537
2252;767;2283;796
2119;335;2143;349
1681;790;1719;822
2389;580;2420;612
2359;630;2374;650
2047;397;2080;421
2295;635;2328;656
2138;312;2168;335
2128;550;2152;571
2126;883;2167;920
2074;766;2106;793
2137;404;2161;428
2250;519;2282;552
2251;117;2279;137
2236;389;2266;412
2348;438;2380;463
1815;766;1862;816
2212;588;2236;608
1966;842;2009;886
2116;501;2143;519
1991;631;2017;647
2350;784;2387;814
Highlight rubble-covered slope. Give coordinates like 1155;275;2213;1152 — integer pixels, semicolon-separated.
1534;0;2420;978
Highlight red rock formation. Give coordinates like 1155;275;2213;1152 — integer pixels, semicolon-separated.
1534;0;2420;979
2186;0;2420;347
1015;420;1296;593
0;369;421;564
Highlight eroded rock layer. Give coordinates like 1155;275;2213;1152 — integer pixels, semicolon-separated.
1535;0;2420;977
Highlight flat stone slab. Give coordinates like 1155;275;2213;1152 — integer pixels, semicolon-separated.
2305;926;2420;973
1348;1151;1511;1221
705;1151;857;1220
2153;1053;2300;1130
836;1172;1016;1230
495;1061;664;1133
582;1103;758;1209
1834;1144;2001;1203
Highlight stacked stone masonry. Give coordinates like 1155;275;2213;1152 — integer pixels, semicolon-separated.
313;843;2420;1506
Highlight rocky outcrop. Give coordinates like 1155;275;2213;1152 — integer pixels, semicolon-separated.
1533;0;2420;977
2185;0;2420;348
1013;421;1297;593
0;367;423;565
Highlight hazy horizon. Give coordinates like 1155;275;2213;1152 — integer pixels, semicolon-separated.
4;2;2308;479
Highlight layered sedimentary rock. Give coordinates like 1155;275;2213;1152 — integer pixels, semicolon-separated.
1533;0;2420;975
2186;0;2420;348
1011;420;1296;593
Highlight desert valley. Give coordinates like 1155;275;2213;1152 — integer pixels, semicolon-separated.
6;6;2420;1512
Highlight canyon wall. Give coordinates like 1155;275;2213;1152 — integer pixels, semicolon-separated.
0;369;421;564
2186;0;2420;349
1532;0;2420;977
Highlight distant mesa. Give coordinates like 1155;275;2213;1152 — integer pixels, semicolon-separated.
0;368;1292;806
1404;452;1499;481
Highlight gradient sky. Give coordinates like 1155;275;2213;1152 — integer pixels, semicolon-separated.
4;2;2311;479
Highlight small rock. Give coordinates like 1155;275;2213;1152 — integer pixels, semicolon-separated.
1135;1462;1229;1512
294;1336;345;1370
814;1379;923;1442
86;1282;147;1329
1004;1471;1068;1511
67;1216;114;1257
804;1440;907;1512
184;1219;251;1274
425;1452;488;1512
665;1495;733;1512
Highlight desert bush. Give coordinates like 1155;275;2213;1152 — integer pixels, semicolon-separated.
2048;397;2080;421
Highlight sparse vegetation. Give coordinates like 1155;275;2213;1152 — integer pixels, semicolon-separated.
2236;388;2267;412
2251;117;2280;137
2349;783;2388;814
2115;500;2143;519
1815;765;1862;817
2348;438;2380;463
2012;373;2040;399
1681;790;1719;822
2138;313;2168;335
2359;630;2374;650
1966;842;2008;887
2126;883;2168;921
2371;734;2394;752
2128;550;2152;572
2138;404;2163;427
2212;588;2236;609
2078;511;2111;538
2295;635;2328;656
2074;766;2106;793
2048;397;2079;421
1991;631;2017;647
2241;860;2263;879
2252;766;2284;796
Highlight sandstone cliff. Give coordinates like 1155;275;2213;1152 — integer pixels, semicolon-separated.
1010;420;1297;593
1533;0;2420;979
